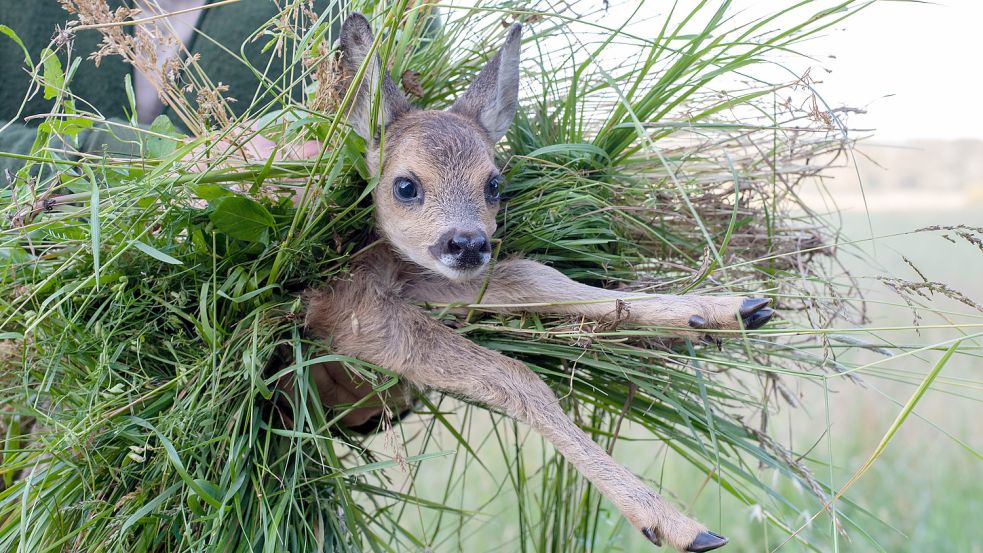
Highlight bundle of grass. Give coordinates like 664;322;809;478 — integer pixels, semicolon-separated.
0;1;895;550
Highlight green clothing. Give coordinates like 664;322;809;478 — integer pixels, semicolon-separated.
0;0;334;173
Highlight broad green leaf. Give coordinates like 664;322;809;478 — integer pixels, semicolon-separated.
0;25;31;66
0;247;31;265
194;183;234;201
39;116;93;140
209;196;275;243
146;114;183;158
41;48;64;100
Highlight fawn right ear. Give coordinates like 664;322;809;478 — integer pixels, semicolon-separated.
449;23;522;144
337;13;412;142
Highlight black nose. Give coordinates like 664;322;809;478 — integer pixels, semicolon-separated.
448;231;489;256
431;230;491;269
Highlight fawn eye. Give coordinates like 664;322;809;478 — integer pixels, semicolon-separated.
485;175;503;201
393;177;419;202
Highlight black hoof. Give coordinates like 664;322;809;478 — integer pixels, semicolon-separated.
641;527;662;546
690;299;773;348
687;530;728;552
743;307;774;330
739;298;771;316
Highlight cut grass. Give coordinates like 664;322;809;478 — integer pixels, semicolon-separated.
0;1;980;551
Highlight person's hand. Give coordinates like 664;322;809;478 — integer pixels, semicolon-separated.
185;121;322;172
183;122;323;207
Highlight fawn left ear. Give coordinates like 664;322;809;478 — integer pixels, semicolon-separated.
337;13;413;142
449;23;522;144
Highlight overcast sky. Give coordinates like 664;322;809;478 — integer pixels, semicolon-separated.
627;1;983;143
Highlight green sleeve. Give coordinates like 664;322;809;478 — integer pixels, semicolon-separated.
0;122;46;175
76;118;146;160
0;118;146;175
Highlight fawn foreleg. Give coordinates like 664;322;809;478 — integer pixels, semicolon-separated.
305;263;728;551
408;258;772;342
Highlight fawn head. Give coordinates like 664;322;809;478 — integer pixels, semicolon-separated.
337;13;521;281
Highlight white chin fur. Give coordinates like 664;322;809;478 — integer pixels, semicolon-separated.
396;244;489;282
432;257;489;282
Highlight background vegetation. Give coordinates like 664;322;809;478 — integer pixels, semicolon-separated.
1;1;978;551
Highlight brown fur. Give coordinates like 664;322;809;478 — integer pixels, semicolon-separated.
299;13;765;551
304;251;708;550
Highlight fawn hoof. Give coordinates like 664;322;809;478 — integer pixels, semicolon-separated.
690;299;772;331
739;298;770;316
686;531;728;552
743;307;773;330
641;527;662;546
739;298;772;331
689;299;772;347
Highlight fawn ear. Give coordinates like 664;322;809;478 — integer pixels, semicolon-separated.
449;23;522;144
337;13;412;142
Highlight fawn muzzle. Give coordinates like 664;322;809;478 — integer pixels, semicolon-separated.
430;229;491;273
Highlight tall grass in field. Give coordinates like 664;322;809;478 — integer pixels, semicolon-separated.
1;0;980;551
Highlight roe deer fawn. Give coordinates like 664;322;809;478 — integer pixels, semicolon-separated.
302;13;774;551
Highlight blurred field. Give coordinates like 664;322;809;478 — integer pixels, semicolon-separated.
724;206;983;552
800;207;983;553
364;207;982;553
